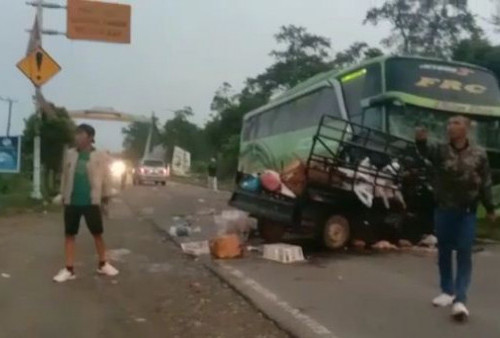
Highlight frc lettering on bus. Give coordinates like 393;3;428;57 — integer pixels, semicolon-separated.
415;76;487;94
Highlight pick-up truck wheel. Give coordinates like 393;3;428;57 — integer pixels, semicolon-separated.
323;215;350;250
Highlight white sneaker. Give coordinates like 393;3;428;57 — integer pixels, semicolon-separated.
53;268;76;283
432;293;455;307
452;302;470;322
97;262;119;276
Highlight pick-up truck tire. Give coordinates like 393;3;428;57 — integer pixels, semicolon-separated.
323;215;350;250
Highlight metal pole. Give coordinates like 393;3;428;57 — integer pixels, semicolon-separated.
31;0;43;200
7;100;13;137
143;112;154;159
0;97;16;137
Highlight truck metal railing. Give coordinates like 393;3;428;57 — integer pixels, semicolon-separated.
305;115;428;200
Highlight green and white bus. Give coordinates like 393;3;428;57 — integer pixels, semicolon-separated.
239;56;500;179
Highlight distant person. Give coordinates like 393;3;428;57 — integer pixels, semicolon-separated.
208;158;218;191
53;124;119;283
415;116;496;321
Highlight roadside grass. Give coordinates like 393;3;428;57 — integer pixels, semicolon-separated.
0;174;60;216
476;205;500;241
477;218;500;241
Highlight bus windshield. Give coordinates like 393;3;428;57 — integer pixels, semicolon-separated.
386;58;500;106
388;104;500;151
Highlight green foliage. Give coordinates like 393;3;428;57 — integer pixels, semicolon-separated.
162;106;208;162
365;0;481;58
122;18;500;181
332;42;384;69
23;104;75;174
453;38;500;80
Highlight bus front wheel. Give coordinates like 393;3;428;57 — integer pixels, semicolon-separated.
323;215;350;250
258;219;286;243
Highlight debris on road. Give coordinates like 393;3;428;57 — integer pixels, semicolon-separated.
181;241;211;256
169;225;191;237
371;240;398;251
247;245;262;253
213;210;256;243
1;273;11;279
210;234;243;259
398;239;413;248
148;263;173;273
107;248;132;262
169;218;193;237
189;281;202;293
198;199;205;203
196;208;216;216
262;244;305;264
419;234;438;248
352;239;366;250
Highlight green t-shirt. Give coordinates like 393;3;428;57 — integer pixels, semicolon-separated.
71;151;92;206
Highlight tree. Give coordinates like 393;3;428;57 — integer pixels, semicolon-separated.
364;0;481;58
332;42;384;69
453;38;500;80
122;116;160;162
162;107;207;162
23;104;75;193
203;26;337;177
247;25;332;98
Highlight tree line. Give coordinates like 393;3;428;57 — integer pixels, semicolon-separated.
21;0;500;187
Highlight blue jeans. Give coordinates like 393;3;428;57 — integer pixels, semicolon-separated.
434;209;476;304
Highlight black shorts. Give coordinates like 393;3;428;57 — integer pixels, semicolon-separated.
64;205;104;236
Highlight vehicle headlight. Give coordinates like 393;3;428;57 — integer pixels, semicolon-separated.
110;160;126;178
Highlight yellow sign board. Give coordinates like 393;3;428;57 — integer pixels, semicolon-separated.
17;47;61;87
67;0;131;44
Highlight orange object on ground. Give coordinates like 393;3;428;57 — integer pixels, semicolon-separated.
210;234;242;259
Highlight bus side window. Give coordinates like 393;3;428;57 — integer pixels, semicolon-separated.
314;87;341;119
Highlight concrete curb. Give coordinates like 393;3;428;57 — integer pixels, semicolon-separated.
155;222;336;338
129;201;335;338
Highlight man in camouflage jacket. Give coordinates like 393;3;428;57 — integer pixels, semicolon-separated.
416;115;496;321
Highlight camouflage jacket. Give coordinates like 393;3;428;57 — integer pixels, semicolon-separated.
416;140;494;213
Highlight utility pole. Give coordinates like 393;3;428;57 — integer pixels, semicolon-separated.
30;0;44;200
0;97;17;137
26;0;64;200
143;112;155;160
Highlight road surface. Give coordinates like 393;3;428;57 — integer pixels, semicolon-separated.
123;181;500;338
0;194;286;338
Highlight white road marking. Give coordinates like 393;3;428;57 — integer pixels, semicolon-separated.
221;264;337;337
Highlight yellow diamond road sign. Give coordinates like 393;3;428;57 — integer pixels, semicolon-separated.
17;47;61;87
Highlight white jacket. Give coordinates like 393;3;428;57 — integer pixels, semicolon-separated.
60;148;112;206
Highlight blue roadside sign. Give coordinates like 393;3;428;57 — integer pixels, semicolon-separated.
0;136;21;174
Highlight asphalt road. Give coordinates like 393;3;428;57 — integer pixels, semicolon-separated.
0;194;286;338
123;181;500;338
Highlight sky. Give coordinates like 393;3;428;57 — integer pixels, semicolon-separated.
0;0;499;151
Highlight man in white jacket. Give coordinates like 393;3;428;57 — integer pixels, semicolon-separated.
53;124;119;283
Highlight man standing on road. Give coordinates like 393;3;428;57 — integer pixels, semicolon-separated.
53;124;119;283
416;116;496;321
208;157;218;191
